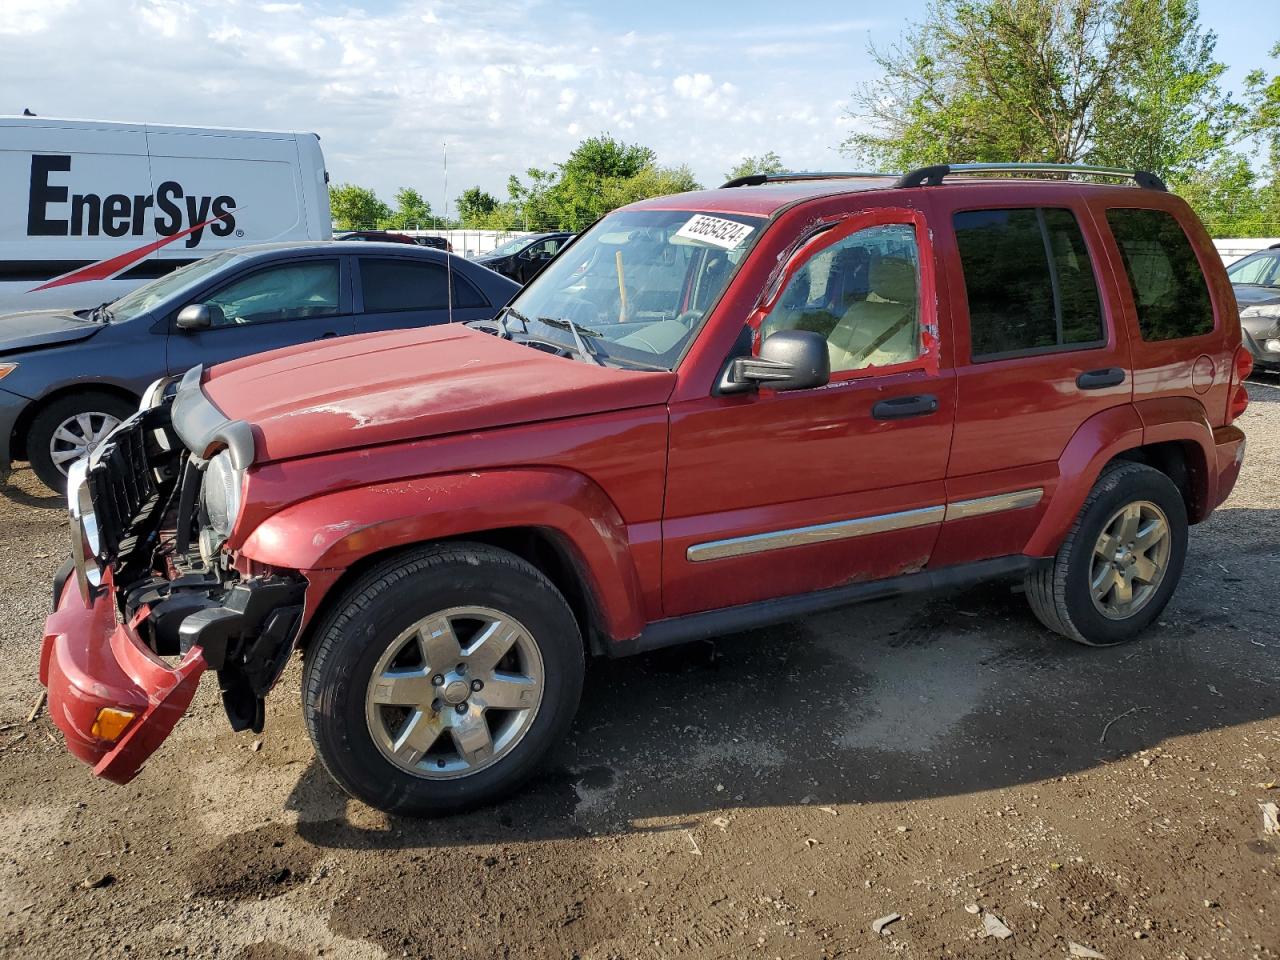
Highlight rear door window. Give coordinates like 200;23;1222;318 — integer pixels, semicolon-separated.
1105;208;1214;341
953;208;1105;360
359;258;488;312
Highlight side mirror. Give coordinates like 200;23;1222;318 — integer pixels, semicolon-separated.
722;329;831;393
176;303;223;331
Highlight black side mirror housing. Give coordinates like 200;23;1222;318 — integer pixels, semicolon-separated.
721;329;831;393
176;303;223;331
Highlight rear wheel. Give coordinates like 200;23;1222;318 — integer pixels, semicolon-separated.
302;543;584;815
27;392;136;494
1025;461;1187;646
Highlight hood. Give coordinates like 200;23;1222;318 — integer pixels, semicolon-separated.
1232;284;1280;309
203;324;676;463
1234;285;1280;337
0;309;102;355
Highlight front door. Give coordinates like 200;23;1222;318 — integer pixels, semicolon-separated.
165;256;354;373
661;209;956;617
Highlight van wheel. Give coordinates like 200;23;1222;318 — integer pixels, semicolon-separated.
302;543;584;816
1025;461;1187;646
28;392;136;494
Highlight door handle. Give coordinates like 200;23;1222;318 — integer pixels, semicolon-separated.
872;394;939;420
1076;368;1125;390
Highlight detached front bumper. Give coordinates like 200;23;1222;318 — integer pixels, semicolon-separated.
40;565;207;784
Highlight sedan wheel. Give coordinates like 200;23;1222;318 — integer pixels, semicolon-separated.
48;411;123;474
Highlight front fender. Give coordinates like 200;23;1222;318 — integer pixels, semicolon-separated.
238;467;649;641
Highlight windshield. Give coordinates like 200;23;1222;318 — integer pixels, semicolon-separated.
108;252;244;322
504;209;763;369
487;236;534;257
1227;250;1280;288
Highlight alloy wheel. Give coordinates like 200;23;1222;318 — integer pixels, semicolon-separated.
1089;500;1172;620
364;606;545;779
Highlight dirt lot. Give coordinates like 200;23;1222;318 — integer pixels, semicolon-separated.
1;384;1277;960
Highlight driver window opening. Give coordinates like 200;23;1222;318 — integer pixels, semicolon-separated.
205;260;340;326
760;224;921;373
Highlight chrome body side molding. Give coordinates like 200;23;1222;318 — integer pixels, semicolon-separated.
686;488;1043;562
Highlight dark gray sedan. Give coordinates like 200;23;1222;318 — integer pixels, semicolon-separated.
0;242;517;492
1228;243;1280;372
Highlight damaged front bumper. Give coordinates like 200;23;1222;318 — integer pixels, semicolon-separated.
40;560;307;783
39;372;307;784
41;564;208;784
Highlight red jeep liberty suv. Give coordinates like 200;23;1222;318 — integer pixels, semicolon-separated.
40;164;1250;815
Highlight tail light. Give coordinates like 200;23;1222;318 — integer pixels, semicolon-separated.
1228;346;1252;423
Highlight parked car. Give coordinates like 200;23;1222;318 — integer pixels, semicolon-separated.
473;231;574;284
335;230;419;245
0;114;331;314
40;164;1248;816
1227;242;1280;371
413;235;454;252
1;242;516;491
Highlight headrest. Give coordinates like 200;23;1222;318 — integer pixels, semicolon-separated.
869;257;917;303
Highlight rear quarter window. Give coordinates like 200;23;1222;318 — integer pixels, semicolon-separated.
1105;208;1214;341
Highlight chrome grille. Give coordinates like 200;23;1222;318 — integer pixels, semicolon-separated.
84;416;157;560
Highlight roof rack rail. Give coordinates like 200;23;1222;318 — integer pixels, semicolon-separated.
721;171;892;189
895;163;1167;191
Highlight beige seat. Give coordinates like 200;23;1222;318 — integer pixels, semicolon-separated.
826;257;919;371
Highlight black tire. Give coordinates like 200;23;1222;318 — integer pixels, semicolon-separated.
302;542;585;816
28;391;137;494
1025;461;1188;646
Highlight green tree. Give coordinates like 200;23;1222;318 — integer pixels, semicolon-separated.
388;187;433;228
456;186;499;226
844;0;1243;181
724;151;786;182
328;183;390;230
599;164;703;209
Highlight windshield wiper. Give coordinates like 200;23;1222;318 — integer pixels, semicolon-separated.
537;316;606;366
88;301;113;323
497;306;530;339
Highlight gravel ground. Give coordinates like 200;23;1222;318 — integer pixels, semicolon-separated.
0;381;1277;959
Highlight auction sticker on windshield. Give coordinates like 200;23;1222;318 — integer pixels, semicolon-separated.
675;214;755;250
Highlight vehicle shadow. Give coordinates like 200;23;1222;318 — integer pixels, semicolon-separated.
0;464;61;509
281;505;1280;851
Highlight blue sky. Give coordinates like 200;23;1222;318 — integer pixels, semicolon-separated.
1;0;1274;213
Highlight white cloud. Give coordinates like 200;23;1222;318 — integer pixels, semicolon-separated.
0;0;872;207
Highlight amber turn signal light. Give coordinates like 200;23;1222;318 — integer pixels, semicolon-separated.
91;707;136;742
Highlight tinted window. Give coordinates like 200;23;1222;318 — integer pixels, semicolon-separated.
954;208;1104;359
761;224;920;373
360;259;488;312
1106;208;1214;341
205;260;340;326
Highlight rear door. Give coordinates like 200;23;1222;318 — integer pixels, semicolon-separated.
352;255;497;333
661;206;956;617
164;256;355;372
931;194;1133;567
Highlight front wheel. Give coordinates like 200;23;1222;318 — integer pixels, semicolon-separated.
302;543;584;815
27;391;136;493
1025;461;1188;646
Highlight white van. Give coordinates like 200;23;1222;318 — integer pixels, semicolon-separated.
0;116;331;312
